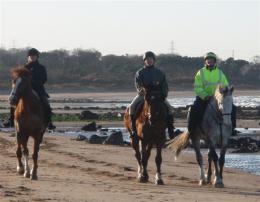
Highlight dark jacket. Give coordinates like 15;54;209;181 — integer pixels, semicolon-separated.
135;65;168;98
24;60;48;97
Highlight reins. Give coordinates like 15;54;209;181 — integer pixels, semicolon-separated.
207;98;232;146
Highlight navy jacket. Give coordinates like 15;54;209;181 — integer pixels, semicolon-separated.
135;65;168;98
24;60;48;97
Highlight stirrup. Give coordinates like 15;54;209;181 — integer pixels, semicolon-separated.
2;121;14;128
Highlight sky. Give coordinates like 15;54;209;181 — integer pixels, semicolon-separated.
0;0;259;60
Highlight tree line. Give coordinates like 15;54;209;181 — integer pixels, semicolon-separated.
0;48;259;90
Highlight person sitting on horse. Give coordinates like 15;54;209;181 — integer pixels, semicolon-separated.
3;48;56;130
129;51;175;139
187;52;236;135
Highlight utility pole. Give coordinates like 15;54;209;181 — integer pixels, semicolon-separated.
12;40;16;49
232;49;235;59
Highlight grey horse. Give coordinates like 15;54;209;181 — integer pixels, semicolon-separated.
167;85;234;188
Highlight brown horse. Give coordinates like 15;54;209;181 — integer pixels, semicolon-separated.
124;87;167;185
9;67;48;180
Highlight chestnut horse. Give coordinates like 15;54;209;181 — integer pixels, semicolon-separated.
124;87;167;185
9;67;48;180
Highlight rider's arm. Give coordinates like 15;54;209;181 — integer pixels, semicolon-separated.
194;70;208;100
161;73;168;98
135;71;143;94
221;70;229;87
31;65;47;94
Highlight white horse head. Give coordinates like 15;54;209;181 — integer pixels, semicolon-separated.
214;85;234;126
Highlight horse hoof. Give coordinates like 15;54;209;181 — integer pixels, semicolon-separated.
138;175;149;183
205;179;212;184
24;171;30;178
198;179;207;186
17;168;24;175
214;182;224;188
155;179;164;185
30;174;38;180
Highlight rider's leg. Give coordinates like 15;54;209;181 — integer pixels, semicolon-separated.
187;96;208;133
231;104;237;136
39;95;56;130
164;99;175;139
3;107;14;127
129;95;143;137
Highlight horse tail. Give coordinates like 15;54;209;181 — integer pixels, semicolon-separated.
166;131;190;160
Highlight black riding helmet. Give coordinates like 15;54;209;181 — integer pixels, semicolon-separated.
143;51;156;61
27;48;40;57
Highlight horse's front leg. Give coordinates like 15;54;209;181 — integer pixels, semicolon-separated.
192;138;206;186
30;137;40;180
21;141;30;178
16;141;24;175
209;146;223;188
206;149;212;184
138;142;150;183
131;136;142;180
219;146;227;181
155;145;164;185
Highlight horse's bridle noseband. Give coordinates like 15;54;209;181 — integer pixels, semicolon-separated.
208;102;231;124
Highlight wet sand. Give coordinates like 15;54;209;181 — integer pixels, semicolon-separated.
0;131;259;202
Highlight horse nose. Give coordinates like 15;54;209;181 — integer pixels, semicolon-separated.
149;117;156;127
9;94;17;106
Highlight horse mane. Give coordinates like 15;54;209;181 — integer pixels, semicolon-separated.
214;84;234;101
214;84;228;99
11;67;31;80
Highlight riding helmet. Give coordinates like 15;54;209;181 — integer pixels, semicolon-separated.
204;52;217;61
27;48;40;57
143;51;156;61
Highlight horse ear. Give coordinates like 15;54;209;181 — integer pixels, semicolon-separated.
224;86;229;94
229;85;234;93
218;85;224;94
10;68;18;80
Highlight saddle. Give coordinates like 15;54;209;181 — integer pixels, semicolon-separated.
132;99;168;119
132;101;144;119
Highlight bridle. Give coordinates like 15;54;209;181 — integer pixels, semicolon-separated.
207;96;232;145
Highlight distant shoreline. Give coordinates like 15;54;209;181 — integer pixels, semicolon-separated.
1;89;260;98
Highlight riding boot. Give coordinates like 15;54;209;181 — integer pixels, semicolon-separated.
187;106;197;134
48;120;56;130
130;115;138;144
40;95;56;130
187;97;208;135
2;107;14;128
46;108;56;130
231;104;237;136
167;114;175;139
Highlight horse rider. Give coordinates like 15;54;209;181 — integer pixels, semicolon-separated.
3;48;56;130
187;52;236;135
129;51;175;139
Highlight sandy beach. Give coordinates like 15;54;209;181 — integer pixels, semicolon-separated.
0;130;259;202
0;90;259;201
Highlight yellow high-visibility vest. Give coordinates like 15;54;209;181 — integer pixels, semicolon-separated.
194;66;229;99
